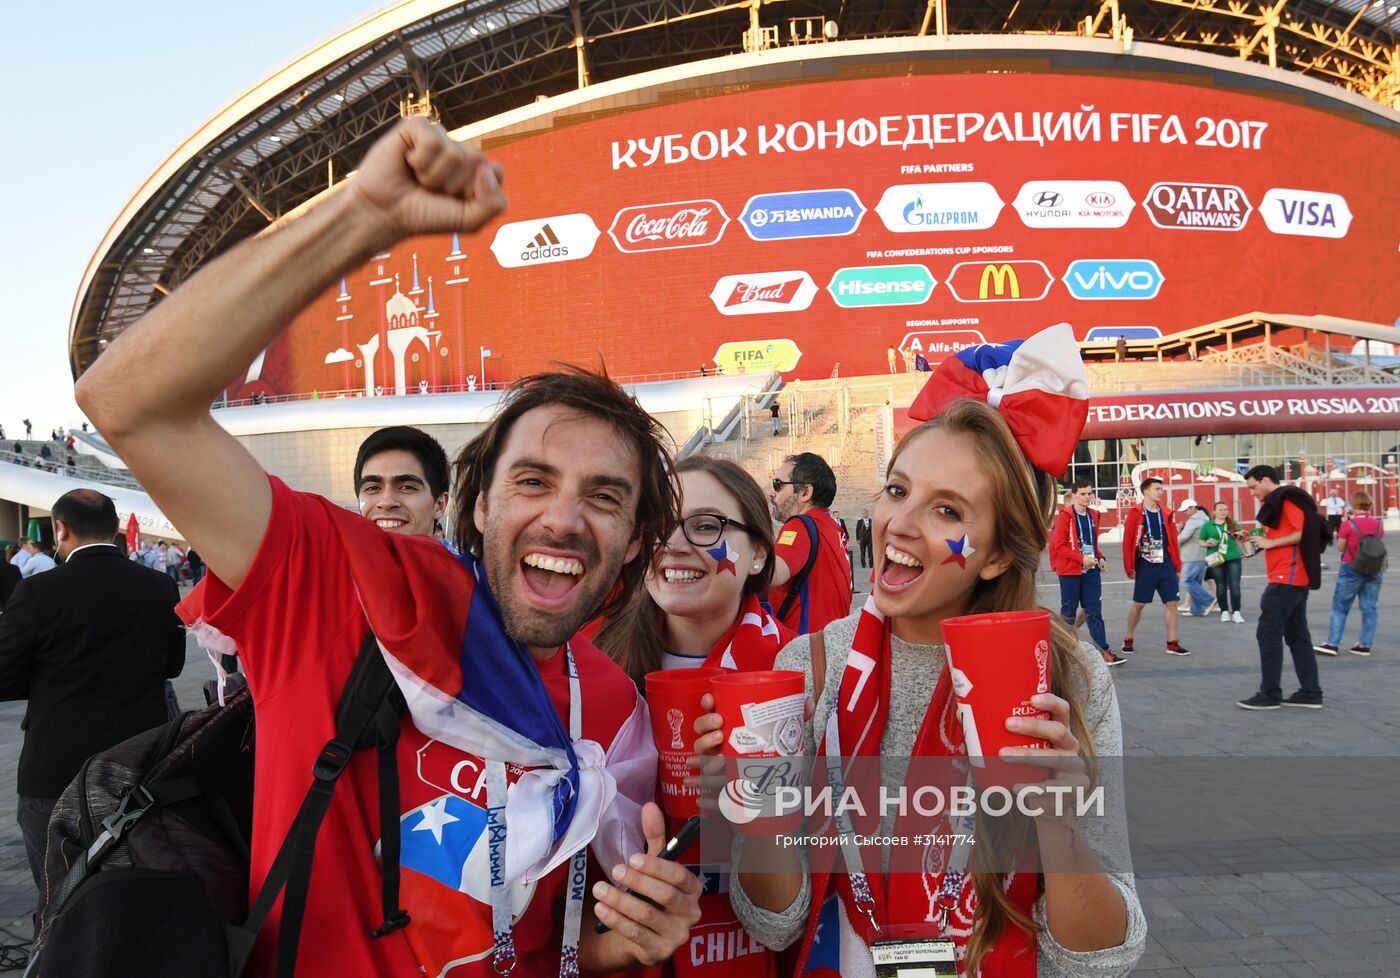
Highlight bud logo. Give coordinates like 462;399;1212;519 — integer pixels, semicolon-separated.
1144;183;1251;231
945;261;1052;303
490;213;601;268
1063;260;1165;301
1260;188;1352;239
608;199;729;252
1013;181;1134;229
826;265;937;308
709;271;818;316
739;188;866;241
874;183;1003;233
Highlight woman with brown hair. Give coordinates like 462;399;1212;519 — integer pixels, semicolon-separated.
596;454;794;978
698;326;1144;976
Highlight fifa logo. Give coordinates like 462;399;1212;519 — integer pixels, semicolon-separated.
666;708;685;750
1035;640;1050;694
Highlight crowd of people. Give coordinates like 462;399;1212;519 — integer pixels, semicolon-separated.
0;117;1386;978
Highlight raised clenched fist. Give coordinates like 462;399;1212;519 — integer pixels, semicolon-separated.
349;117;507;246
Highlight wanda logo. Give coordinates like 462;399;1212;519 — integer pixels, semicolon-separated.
609;199;730;252
1085;191;1117;208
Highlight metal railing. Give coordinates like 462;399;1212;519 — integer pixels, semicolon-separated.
0;450;146;491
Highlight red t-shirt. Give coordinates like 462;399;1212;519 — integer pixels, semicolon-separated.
767;508;853;635
179;477;639;978
1264;500;1310;587
1338;514;1384;564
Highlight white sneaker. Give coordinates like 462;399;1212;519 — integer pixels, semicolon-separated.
1232;611;1245;624
1221;611;1231;623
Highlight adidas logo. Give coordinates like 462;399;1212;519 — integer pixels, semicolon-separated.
521;223;568;261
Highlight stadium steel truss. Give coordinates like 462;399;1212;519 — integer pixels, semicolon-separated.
69;0;1399;378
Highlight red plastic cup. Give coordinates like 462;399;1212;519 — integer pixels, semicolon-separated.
710;670;807;834
645;668;723;818
941;611;1053;787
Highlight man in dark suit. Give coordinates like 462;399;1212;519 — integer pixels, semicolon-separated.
0;558;18;609
855;509;874;568
0;488;186;891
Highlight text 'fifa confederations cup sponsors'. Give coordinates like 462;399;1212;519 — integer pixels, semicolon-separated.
1012;181;1135;229
874;183;1004;233
709;271;819;316
489;213;601;268
1259;188;1353;239
607;200;731;252
1144;182;1252;231
1062;259;1165;301
826;265;937;309
738;189;866;241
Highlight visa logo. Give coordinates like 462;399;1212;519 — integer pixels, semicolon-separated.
1279;199;1336;228
1063;260;1164;301
1261;188;1352;239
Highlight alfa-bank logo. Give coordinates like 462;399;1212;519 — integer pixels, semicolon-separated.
607;200;730;252
709;271;819;316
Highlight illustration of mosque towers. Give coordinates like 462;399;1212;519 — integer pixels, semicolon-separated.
329;244;468;396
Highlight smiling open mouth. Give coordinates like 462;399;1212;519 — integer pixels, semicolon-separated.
521;552;585;600
879;543;925;591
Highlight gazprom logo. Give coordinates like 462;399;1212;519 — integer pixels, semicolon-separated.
1063;260;1164;301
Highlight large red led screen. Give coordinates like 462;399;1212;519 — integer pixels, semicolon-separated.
237;44;1400;401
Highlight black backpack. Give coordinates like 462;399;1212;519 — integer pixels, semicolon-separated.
1349;519;1388;577
26;633;408;978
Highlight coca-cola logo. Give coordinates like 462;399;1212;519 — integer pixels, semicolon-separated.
609;199;730;253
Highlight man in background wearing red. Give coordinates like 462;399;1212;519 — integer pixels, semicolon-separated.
767;452;852;635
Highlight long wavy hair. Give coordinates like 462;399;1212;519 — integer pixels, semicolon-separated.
594;455;776;687
888;399;1096;975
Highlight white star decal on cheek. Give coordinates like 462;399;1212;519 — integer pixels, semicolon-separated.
412;795;460;845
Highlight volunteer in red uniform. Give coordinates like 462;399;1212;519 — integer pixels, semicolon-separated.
766;453;852;635
77;117;702;977
598;455;793;978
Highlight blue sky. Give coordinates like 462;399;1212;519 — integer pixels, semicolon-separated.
0;2;382;437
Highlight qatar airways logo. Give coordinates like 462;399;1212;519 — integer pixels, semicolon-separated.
709;271;818;316
608;199;730;252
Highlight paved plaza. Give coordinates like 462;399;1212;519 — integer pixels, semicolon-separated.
0;544;1395;973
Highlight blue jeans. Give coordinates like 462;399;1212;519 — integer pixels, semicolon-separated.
1208;558;1243;613
1059;569;1109;651
1327;562;1382;647
1181;560;1213;615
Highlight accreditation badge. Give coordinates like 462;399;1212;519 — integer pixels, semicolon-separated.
871;938;957;977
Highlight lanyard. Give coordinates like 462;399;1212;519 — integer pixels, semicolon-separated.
1076;512;1094;551
487;644;585;977
1144;508;1163;542
822;702;975;940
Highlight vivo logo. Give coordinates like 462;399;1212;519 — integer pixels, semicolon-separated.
1063;260;1164;301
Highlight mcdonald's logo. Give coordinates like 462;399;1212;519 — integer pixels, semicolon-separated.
945;260;1053;303
979;263;1019;299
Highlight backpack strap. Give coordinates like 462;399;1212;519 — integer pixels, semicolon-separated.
230;628;408;978
776;514;821;630
809;626;828;707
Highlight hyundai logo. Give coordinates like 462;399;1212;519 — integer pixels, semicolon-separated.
1033;191;1063;208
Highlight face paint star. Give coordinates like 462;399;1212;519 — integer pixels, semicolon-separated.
941;533;976;569
707;539;738;575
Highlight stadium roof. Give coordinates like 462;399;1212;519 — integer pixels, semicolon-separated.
70;0;1400;378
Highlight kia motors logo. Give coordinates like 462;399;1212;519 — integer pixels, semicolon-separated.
1259;188;1352;239
709;271;818;316
1013;181;1133;229
490;213;601;268
945;261;1053;303
1145;183;1251;231
608;199;730;253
